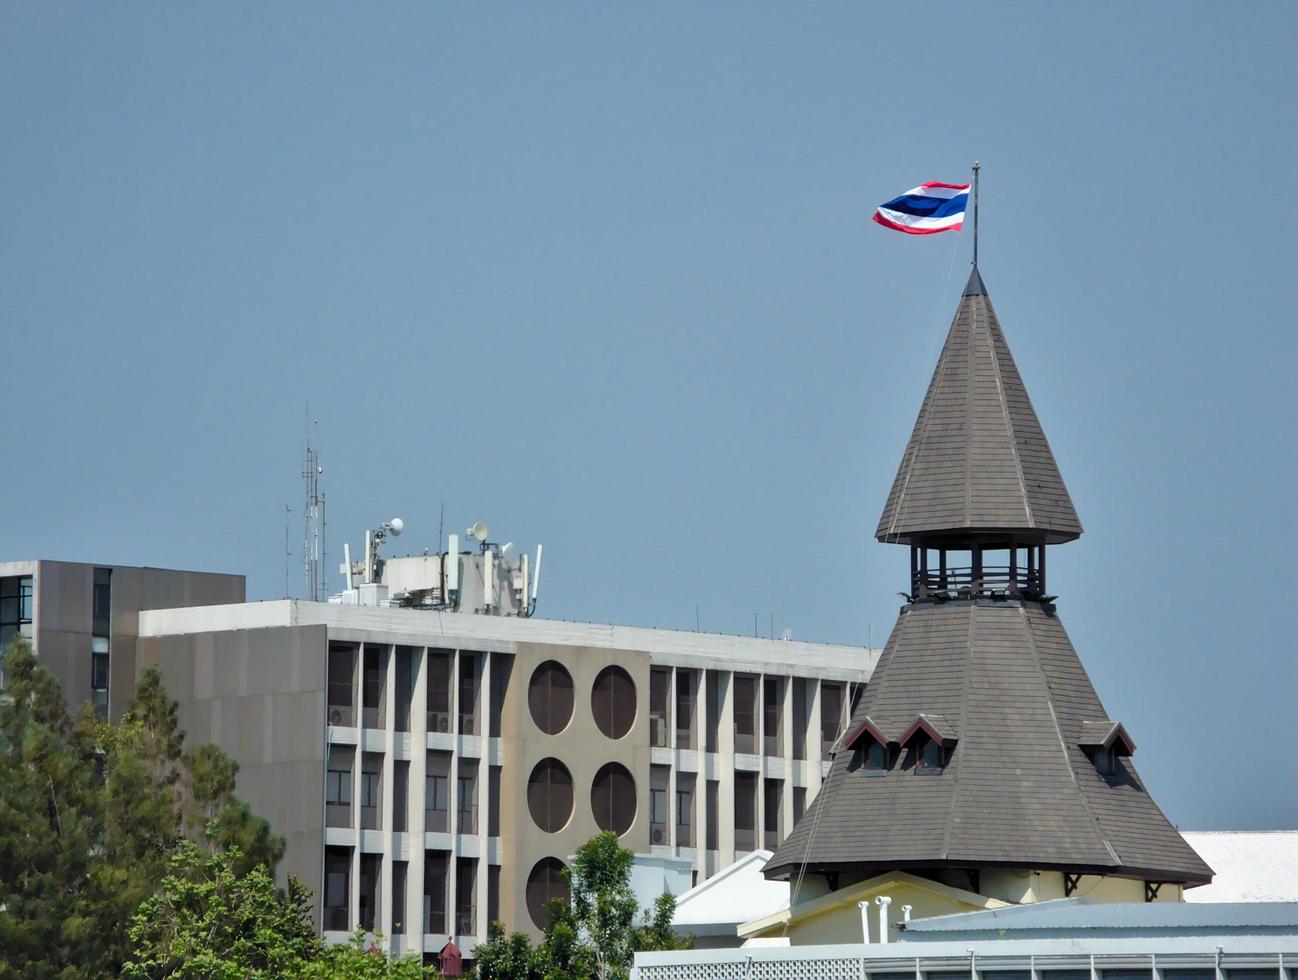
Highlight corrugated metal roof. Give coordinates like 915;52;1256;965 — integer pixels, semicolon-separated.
901;898;1298;932
876;266;1082;545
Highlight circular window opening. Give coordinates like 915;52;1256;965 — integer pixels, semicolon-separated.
527;758;574;833
528;660;574;735
590;761;636;835
591;665;635;740
526;857;569;930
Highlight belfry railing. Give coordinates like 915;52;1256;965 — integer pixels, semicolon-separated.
912;565;1043;601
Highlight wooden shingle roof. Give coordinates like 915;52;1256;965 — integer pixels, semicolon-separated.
765;600;1213;886
876;267;1082;545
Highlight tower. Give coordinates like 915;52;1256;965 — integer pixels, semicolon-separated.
764;265;1211;908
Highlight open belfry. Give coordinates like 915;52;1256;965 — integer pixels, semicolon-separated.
760;263;1213;937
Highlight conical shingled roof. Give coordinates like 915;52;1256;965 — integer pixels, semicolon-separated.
765;599;1213;885
876;267;1082;545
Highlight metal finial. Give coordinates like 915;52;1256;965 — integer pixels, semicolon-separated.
971;161;980;267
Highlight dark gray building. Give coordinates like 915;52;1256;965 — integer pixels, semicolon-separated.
0;559;244;719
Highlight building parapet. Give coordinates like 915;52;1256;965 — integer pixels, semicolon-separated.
139;600;877;680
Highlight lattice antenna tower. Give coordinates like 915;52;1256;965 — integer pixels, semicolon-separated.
302;416;326;601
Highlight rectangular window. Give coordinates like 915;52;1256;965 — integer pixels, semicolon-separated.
323;847;351;931
393;761;409;833
675;670;695;749
735;773;757;852
488;765;501;837
763;777;782;849
326;748;353;828
426;650;452;732
706;779;719;850
92;567;112;636
327;644;356;727
362;646;385;729
1;575;35;691
391;861;408;935
455;857;476;937
705;670;721;753
734;675;757;754
792;678;809;760
457;763;477;834
488;653;509;738
394;646;414;733
359;854;380;931
458;654;478;734
487;865;500;926
425;751;451;832
424;852;449;934
360;754;381;830
763;677;781;756
793;785;806;824
649;668;669;747
676;773;695;848
820;682;843;756
650;765;669;846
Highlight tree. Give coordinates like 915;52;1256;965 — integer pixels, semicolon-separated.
121;841;322;980
0;643;287;977
0;638;116;979
471;921;547;980
300;932;438;979
470;831;691;980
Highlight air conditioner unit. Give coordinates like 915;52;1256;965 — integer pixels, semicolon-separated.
329;709;344;726
652;827;665;845
430;712;450;733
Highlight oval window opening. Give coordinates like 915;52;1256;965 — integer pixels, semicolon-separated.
591;665;635;740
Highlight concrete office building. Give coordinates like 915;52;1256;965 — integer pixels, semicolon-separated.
113;532;877;961
0;559;244;719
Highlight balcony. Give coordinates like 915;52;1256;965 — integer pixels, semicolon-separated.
326;802;351;829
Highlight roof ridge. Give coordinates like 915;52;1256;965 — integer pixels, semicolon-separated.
983;295;1035;528
1021;603;1121;867
940;606;976;861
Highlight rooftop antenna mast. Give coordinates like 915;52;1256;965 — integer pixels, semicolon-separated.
302;412;325;601
283;503;292;599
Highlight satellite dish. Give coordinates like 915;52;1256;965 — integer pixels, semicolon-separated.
388;517;404;537
467;522;488;542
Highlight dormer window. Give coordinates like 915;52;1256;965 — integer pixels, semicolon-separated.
843;716;893;776
866;740;890;771
1078;720;1135;778
916;734;945;771
899;713;958;775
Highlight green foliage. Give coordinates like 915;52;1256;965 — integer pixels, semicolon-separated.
470;831;692;980
299;932;443;979
0;642;286;977
121;841;322;980
0;638;115;979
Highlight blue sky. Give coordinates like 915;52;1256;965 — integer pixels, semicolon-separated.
2;3;1294;829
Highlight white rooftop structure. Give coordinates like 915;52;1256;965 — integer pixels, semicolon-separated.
1183;831;1298;903
670;850;790;945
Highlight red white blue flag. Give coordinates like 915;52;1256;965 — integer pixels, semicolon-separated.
873;181;971;235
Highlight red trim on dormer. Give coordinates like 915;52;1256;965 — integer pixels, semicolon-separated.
898;714;958;748
843;716;889;751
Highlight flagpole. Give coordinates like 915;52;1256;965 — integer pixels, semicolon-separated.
971;160;980;267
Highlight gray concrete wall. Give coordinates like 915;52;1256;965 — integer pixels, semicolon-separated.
137;623;327;925
3;559;245;718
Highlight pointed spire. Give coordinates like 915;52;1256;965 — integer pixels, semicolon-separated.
876;270;1082;545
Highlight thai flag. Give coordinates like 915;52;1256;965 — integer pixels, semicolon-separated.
873;181;971;235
